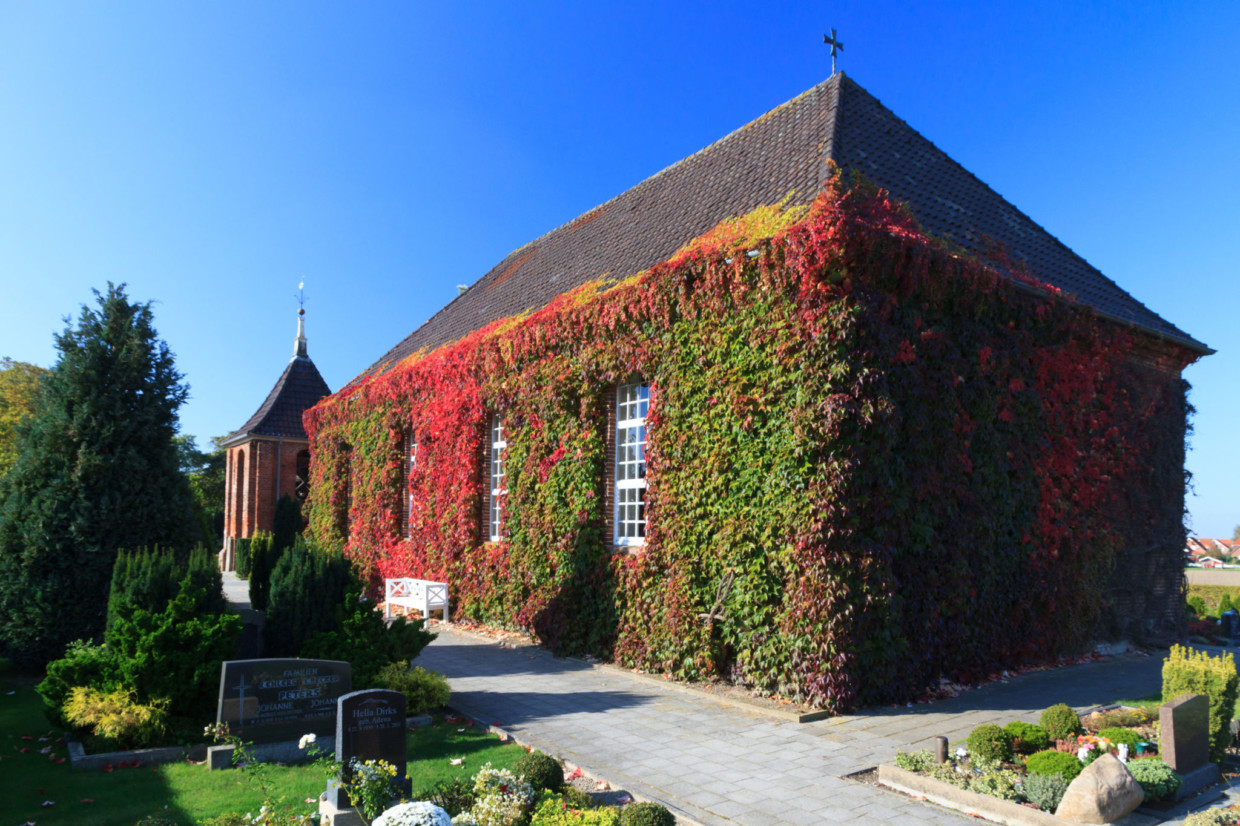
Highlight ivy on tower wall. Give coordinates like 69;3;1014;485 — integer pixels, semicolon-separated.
304;173;1192;711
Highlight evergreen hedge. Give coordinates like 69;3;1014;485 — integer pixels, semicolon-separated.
264;536;355;657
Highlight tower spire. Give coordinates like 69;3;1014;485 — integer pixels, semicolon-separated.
293;280;308;358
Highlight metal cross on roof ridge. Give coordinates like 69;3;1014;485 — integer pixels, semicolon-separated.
824;28;844;76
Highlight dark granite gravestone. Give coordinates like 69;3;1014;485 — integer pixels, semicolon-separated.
326;689;408;810
1161;693;1220;798
216;659;351;743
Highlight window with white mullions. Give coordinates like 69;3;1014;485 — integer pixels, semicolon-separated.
615;380;649;545
489;416;506;541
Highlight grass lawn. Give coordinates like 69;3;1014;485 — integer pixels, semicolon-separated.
2;664;524;826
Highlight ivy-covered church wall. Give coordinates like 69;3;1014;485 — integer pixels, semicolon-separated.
304;176;1193;712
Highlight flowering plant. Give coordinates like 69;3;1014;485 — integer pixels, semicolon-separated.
374;801;453;826
450;763;534;826
344;757;403;821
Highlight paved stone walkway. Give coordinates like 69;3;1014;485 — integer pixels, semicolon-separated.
419;627;1167;826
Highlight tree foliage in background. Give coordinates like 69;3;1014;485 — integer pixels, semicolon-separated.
0;357;51;478
0;283;197;668
175;434;226;548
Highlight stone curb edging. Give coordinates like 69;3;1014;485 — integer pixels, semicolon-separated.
69;714;433;773
877;764;1158;826
440;621;831;725
446;703;712;826
67;739;207;771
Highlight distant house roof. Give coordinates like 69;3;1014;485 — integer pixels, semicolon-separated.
224;317;332;445
353;72;1207;384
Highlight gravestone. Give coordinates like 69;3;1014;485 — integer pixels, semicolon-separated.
216;658;352;743
325;688;408;810
1160;693;1220;798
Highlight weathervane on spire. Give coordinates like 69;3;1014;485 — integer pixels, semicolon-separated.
824;28;844;76
293;280;308;358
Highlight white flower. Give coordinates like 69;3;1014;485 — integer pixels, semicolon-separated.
955;746;967;760
374;801;452;826
298;733;317;750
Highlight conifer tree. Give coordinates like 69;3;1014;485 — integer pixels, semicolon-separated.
0;284;196;668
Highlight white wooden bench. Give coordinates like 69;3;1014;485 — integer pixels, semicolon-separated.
384;577;449;623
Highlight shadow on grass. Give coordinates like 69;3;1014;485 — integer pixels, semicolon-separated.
2;670;197;826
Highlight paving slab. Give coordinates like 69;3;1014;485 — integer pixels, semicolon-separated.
418;627;1172;825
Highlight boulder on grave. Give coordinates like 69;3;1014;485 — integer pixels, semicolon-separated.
1055;753;1143;824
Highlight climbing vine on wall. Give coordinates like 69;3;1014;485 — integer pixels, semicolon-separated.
304;171;1191;711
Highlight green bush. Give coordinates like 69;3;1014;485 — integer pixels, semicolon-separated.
1024;749;1083;782
107;578;242;718
63;687;167;750
563;788;596;810
301;592;435;688
1188;596;1208;617
272;494;303;556
1022;772;1070;813
894;749;936;772
415;778;475;817
375;663;451;714
106;546;226;632
618;802;675;826
37;640;122;729
1040;703;1083;742
515;750;565;793
264;537;356;657
1128;757;1182;803
247;531;275;612
1162;644;1240;763
532;795;618;826
1220;594;1235;615
234;537;252;579
967;766;1022;801
1098;727;1142;748
967;724;1014;763
1003;721;1050;755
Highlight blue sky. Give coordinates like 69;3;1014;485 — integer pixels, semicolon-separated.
1;2;1236;536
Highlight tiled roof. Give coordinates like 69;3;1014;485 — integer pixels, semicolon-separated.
224;355;332;444
354;73;1206;383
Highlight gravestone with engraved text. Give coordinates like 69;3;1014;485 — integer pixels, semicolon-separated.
1161;693;1220;798
216;658;352;744
326;688;408;809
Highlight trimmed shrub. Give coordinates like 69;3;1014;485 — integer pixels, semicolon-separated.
247;531;275;612
967;724;1014;763
618;802;675;826
1040;703;1083;742
1099;727;1142;749
1128;757;1182;803
272;494;303;555
414;777;475;817
301;592;435;688
1025;749;1084;783
1162;644;1240;763
37;640;122;729
1003;721;1050;755
515;750;565;793
894;749;936;772
107;578;242;719
376;663;451;714
1220;594;1235;615
562;788;596;810
1188;596;1208;617
264;536;356;657
1022;772;1070;813
63;687;167;749
234;537;252;579
531;795;618;826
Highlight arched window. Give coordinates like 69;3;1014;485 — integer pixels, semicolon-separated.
295;450;311;503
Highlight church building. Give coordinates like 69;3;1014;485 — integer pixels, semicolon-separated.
220;308;331;570
302;73;1209;710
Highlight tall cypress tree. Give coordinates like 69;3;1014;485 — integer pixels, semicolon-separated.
0;284;196;668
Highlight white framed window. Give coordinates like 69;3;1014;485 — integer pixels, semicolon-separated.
614;380;649;546
489;416;506;541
